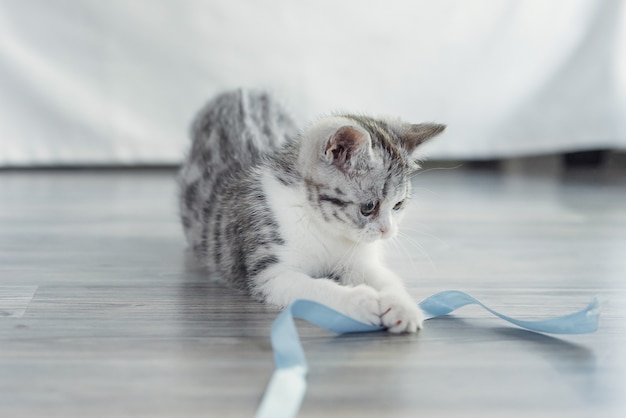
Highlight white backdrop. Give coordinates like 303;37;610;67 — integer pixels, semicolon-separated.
0;0;624;166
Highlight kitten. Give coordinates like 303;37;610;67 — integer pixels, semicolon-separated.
179;89;445;333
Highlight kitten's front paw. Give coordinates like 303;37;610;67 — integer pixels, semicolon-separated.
379;289;424;333
342;285;381;327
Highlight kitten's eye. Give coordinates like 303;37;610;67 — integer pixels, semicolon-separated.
393;200;405;211
360;201;377;216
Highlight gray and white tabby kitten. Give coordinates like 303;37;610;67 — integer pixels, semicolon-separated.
179;89;445;333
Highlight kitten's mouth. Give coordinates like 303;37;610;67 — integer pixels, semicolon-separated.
358;232;389;243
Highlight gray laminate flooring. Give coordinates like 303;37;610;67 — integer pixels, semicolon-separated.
1;166;624;417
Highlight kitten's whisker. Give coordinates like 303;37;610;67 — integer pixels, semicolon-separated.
409;186;443;199
399;226;450;248
411;185;442;201
401;221;438;233
295;213;308;227
388;236;421;278
397;231;437;272
411;164;463;178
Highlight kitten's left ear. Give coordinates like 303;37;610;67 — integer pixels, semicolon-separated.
401;123;446;153
323;125;371;171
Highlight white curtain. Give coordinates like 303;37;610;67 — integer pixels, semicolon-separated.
0;0;624;166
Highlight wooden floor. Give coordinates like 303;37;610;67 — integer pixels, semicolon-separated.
1;165;624;417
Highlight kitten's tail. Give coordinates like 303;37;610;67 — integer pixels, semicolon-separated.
189;89;298;170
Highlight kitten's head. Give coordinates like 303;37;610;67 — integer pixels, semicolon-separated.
299;115;445;243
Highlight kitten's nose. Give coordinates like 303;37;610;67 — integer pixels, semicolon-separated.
380;226;388;235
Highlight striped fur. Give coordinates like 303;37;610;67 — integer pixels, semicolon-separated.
179;90;297;290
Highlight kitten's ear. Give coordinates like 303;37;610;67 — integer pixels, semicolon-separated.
323;125;370;170
402;123;446;153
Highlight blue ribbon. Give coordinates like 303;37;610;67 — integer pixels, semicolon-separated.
255;290;600;418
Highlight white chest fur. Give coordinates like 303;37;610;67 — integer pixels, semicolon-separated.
259;170;421;333
261;170;373;278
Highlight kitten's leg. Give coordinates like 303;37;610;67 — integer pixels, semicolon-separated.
256;269;382;326
348;263;424;333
